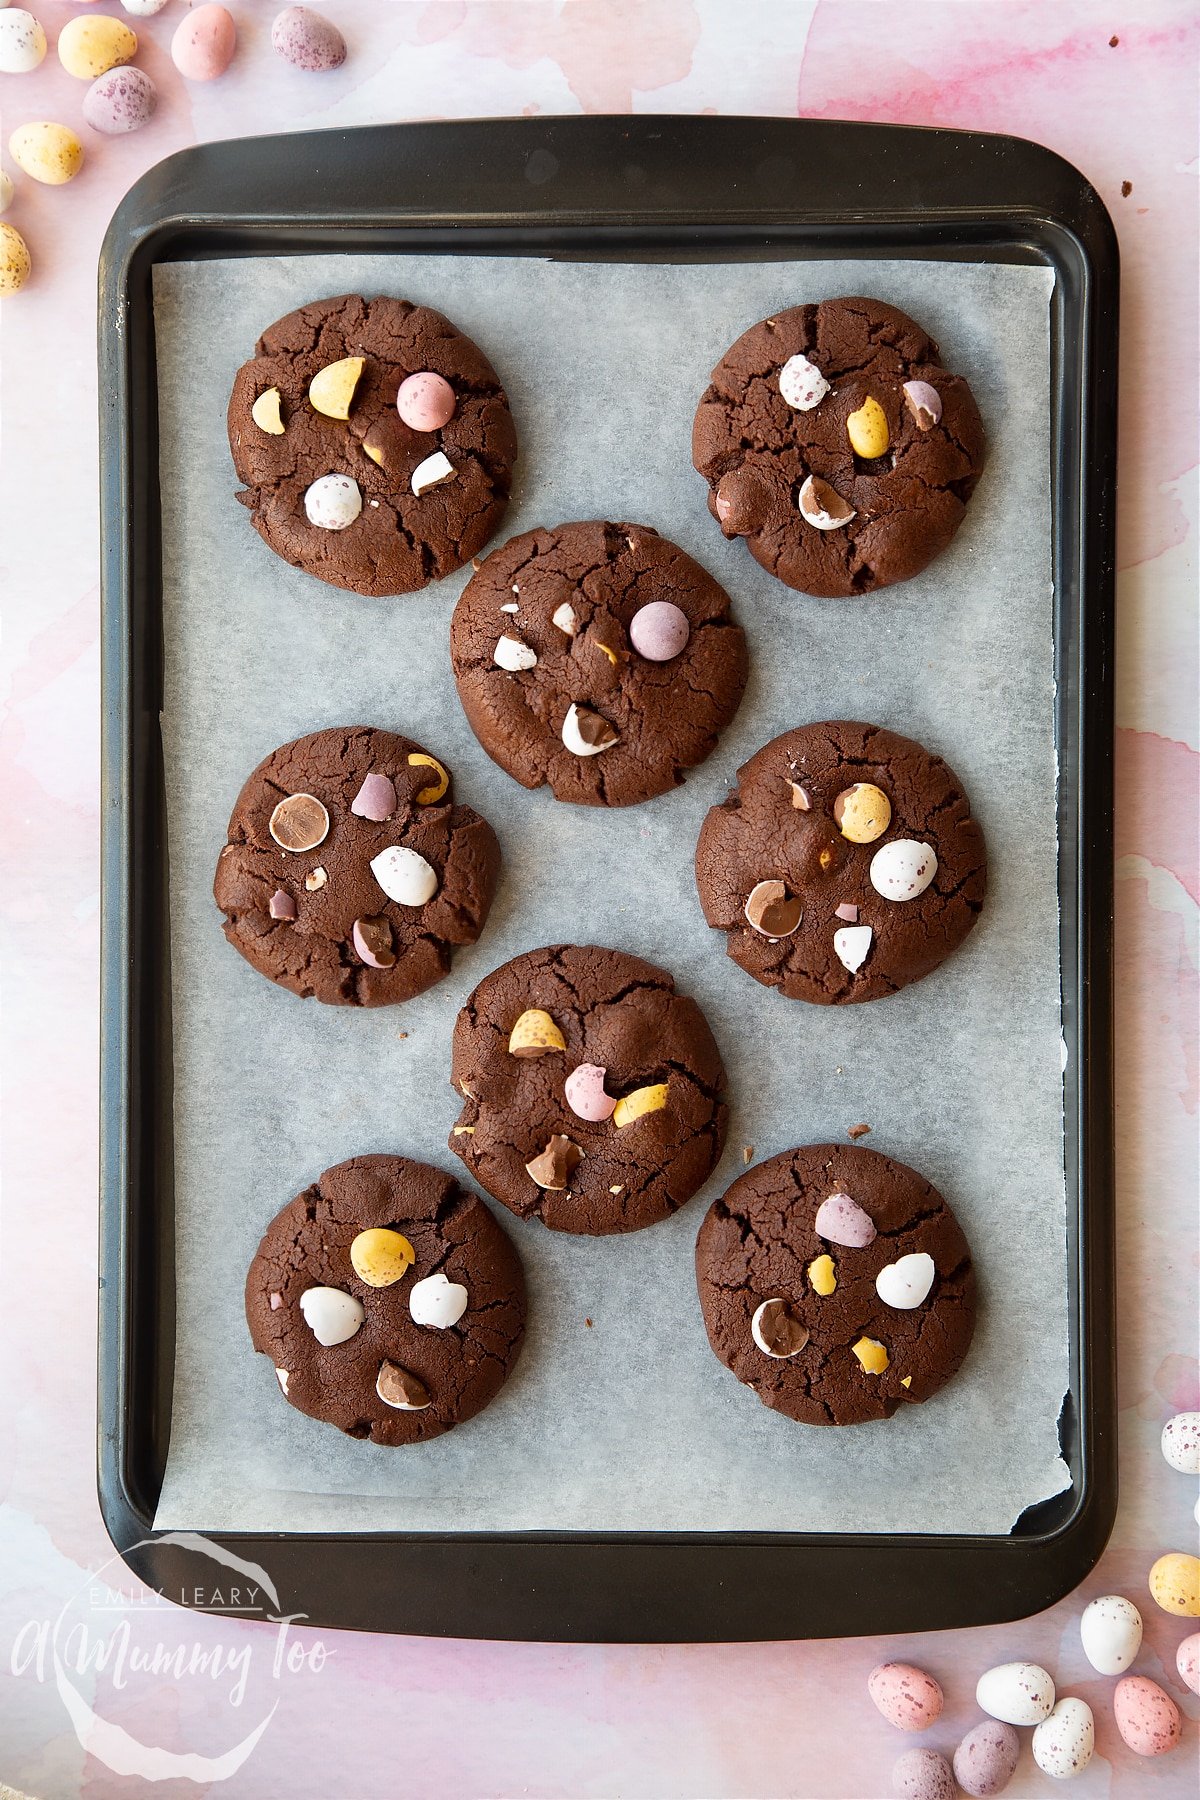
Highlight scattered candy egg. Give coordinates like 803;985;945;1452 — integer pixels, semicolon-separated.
1161;1410;1200;1473
976;1661;1055;1725
612;1083;668;1127
351;915;395;969
58;12;138;80
369;844;438;907
408;751;447;804
299;1285;364;1346
508;1009;565;1058
808;1253;837;1296
171;3;236;81
750;1298;808;1358
867;1662;943;1732
122;0;172;15
834;923;873;973
308;354;363;419
1113;1675;1182;1756
268;888;296;921
847;395;890;460
876;1252;935;1311
1149;1551;1200;1616
350;771;396;821
952;1719;1020;1797
409;1271;468;1329
82;65;157;134
564;1063;617;1123
815;1191;876;1248
271;5;347;72
251;387;285;434
1031;1696;1094;1779
870;838;938;902
903;381;943;430
304;472;361;530
0;171;12;215
778;352;829;411
891;1748;954;1800
0;221;31;296
743;879;802;938
853;1335;888;1373
376;1360;429;1409
834;781;892;844
797;472;855;529
493;633;537;672
0;10;46;73
1176;1632;1199;1694
268;791;328;852
9;122;84;186
562;702;618;757
349;1227;414;1289
629;600;690;662
1079;1593;1142;1673
410;449;455;495
396;370;455;431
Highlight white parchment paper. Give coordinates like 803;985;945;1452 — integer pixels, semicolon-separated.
151;253;1069;1534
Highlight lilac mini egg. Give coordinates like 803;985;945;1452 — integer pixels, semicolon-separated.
892;1748;955;1800
629;600;690;662
271;5;348;72
82;65;157;135
396;371;456;432
564;1063;616;1123
952;1719;1020;1797
815;1190;876;1248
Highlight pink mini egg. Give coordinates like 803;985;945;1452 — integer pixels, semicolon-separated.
892;1748;954;1800
397;371;456;432
171;4;236;81
82;65;157;134
271;5;347;72
629;600;690;663
564;1063;616;1123
868;1662;943;1732
1178;1631;1200;1695
1113;1675;1182;1756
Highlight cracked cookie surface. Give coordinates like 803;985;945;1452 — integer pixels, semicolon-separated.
246;1155;526;1445
228;293;517;597
449;520;748;806
695;1143;976;1426
214;726;499;1007
692;295;985;597
695;720;986;1004
449;943;729;1233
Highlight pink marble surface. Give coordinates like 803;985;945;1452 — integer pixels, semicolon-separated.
1;3;1196;1795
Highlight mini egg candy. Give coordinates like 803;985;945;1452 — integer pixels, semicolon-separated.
409;1271;468;1330
870;838;938;902
0;222;31;296
251;387;285;435
834;923;873;974
350;771;396;821
1176;1632;1200;1695
369;844;438;907
122;0;172;15
271;5;348;72
58;12;138;80
952;1719;1020;1797
171;3;236;81
891;1748;954;1800
508;1008;566;1058
562;702;618;757
351;915;395;969
9;122;84;186
1079;1593;1142;1673
298;1285;364;1346
268;792;328;852
778;352;829;412
875;1252;935;1311
0;10;46;74
976;1660;1055;1725
750;1298;808;1358
867;1662;943;1732
564;1062;617;1123
493;634;537;672
82;65;158;135
349;1227;414;1288
1113;1675;1182;1756
834;781;892;844
808;1253;837;1296
1149;1551;1200;1616
0;171;12;215
629;600;690;662
304;472;362;530
797;472;855;530
903;381;943;430
397;370;455;432
308;354;364;419
411;449;456;495
847;395;890;460
1031;1696;1094;1779
814;1190;876;1248
1161;1410;1200;1473
376;1360;430;1409
612;1083;668;1127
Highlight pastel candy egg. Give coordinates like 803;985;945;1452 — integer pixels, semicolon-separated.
1031;1696;1094;1779
0;10;47;74
1113;1675;1182;1756
814;1191;876;1248
876;1252;935;1310
891;1748;954;1800
564;1062;617;1123
0;222;31;296
0;171;12;215
1079;1593;1142;1673
351;915;395;969
82;65;157;134
1176;1632;1200;1694
58;13;138;80
952;1719;1020;1797
778;352;829;412
629;600;690;662
298;1285;364;1346
1149;1550;1200;1615
834;781;892;844
1161;1410;1200;1473
369;845;438;907
171;3;236;80
350;772;397;821
904;380;943;430
870;838;938;902
349;1227;414;1288
976;1660;1055;1725
409;1271;468;1329
10;122;84;186
867;1662;943;1731
397;370;456;431
271;5;347;71
122;1;172;15
847;395;890;459
304;472;361;530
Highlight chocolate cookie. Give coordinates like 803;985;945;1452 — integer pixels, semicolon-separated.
246;1154;526;1444
449;521;748;806
695;721;986;1003
695;1144;976;1426
449;944;728;1234
693;295;985;596
228;293;517;597
214;726;499;1006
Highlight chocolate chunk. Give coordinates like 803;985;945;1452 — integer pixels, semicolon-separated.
525;1134;584;1191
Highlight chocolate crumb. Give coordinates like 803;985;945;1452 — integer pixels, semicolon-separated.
585;1318;593;1328
847;1122;872;1141
1109;34;1119;46
743;1145;754;1164
1121;180;1132;197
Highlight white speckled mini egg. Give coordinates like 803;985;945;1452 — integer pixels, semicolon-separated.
975;1660;1055;1725
1032;1696;1094;1779
1161;1410;1200;1473
1080;1592;1142;1673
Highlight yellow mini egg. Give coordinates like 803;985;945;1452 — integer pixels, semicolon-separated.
58;13;138;81
349;1228;415;1289
808;1253;837;1296
0;222;31;297
9;122;85;186
853;1336;889;1374
1149;1552;1200;1617
847;395;890;460
508;1008;566;1058
612;1083;669;1128
408;752;448;805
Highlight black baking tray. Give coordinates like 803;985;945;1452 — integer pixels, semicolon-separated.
98;115;1117;1642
